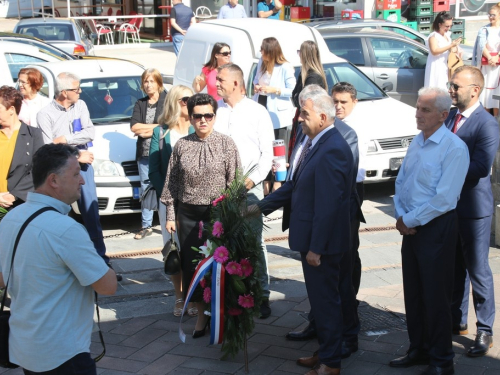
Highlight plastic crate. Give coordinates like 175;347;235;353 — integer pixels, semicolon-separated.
412;15;433;24
402;21;417;30
376;0;401;11
409;5;433;17
411;0;432;5
451;18;465;30
433;0;449;12
290;6;310;22
417;23;432;34
452;29;465;41
341;10;364;19
376;9;401;22
323;5;335;17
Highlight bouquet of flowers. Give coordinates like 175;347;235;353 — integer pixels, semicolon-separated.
189;169;264;360
0;207;7;223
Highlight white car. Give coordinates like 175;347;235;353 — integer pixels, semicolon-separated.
174;19;418;183
26;59;146;214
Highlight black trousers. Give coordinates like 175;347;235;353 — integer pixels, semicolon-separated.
402;210;457;367
23;353;96;375
352;182;364;295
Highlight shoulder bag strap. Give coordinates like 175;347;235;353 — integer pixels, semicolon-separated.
94;291;105;362
0;206;57;311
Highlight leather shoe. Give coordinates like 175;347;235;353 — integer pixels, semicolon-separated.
259;299;271;319
390;349;429;368
452;324;468;335
467;331;493;357
287;322;317;341
421;364;454;375
341;340;358;359
305;364;340;375
297;351;319;368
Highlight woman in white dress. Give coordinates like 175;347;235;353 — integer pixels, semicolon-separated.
424;12;462;90
17;68;50;128
473;3;500;116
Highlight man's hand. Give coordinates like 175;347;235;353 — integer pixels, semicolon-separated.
78;150;94;164
166;220;176;234
396;216;417;236
0;193;15;208
246;204;261;217
306;251;321;267
53;135;67;144
245;178;255;190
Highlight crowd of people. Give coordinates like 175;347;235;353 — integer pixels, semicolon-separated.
1;6;500;374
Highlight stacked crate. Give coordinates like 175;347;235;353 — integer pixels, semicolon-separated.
451;18;466;43
376;0;401;23
341;10;364;19
408;0;433;35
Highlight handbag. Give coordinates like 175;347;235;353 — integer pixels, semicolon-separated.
448;47;464;80
0;207;56;368
481;51;500;65
162;237;181;275
140;183;158;211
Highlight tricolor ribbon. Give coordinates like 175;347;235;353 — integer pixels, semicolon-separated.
179;256;225;344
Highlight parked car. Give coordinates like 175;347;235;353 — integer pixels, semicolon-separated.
25;59;146;214
309;19;474;62
174;18;419;183
13;18;96;56
0;40;66;86
319;28;427;107
0;32;75;60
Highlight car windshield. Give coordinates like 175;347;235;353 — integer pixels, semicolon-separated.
0;37;74;60
16;24;75;41
80;76;144;124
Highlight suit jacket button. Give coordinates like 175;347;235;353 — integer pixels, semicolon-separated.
26;152;30;155
25;164;29;167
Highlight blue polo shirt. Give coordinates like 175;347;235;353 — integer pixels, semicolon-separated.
218;2;247;18
258;0;280;19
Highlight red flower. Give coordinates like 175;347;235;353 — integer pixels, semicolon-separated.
200;278;207;289
203;287;212;303
212;221;224;238
198;221;204;239
240;259;253;277
238;294;254;309
228;307;243;316
212;194;226;207
226;261;243;276
213;246;229;264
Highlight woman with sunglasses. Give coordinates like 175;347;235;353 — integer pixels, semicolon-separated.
253;36;296;195
192;43;231;101
473;3;500;116
130;68;167;240
149;85;195;317
424;12;462;90
17;68;50;128
161;93;241;338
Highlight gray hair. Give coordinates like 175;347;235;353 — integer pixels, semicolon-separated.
55;72;81;96
299;84;336;121
417;87;452;112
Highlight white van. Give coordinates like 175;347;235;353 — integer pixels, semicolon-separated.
174;18;419;183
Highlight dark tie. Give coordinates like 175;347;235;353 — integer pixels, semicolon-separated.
452;113;463;134
294;138;312;180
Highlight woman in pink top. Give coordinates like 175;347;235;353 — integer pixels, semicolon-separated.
192;42;231;101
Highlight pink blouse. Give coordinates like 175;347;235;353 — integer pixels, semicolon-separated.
202;66;220;101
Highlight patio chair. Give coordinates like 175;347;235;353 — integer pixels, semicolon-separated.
195;6;212;21
107;7;113;16
117;14;142;43
93;19;114;45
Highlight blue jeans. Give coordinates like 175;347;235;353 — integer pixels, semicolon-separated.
138;157;154;229
77;164;108;264
172;33;184;56
23;352;96;374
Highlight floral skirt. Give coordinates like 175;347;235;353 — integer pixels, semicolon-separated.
176;201;211;302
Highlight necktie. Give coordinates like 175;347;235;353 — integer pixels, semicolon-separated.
452;113;463;134
294;138;312;180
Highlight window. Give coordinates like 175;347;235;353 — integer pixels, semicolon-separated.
4;53;47;81
369;37;428;69
324;37;365;66
381;26;426;45
17;24;75;41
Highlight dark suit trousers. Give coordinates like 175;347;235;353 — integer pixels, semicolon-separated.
451;216;495;335
352;182;364;296
77;164;109;264
402;210;457;367
301;252;343;369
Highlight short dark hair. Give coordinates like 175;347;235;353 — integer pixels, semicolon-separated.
187;93;218;117
32;144;80;189
331;82;357;100
217;63;245;88
433;11;452;32
0;85;23;115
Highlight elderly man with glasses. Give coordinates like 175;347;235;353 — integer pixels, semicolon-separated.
446;65;500;358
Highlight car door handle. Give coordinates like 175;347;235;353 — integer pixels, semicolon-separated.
377;74;389;79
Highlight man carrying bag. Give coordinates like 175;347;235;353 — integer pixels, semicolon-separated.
0;144;117;374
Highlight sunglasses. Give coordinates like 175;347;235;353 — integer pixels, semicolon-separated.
192;113;215;121
446;82;479;92
488;13;496;17
219;51;231;56
179;96;190;104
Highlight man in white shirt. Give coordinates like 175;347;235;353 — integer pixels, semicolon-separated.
214;63;275;319
217;0;247;19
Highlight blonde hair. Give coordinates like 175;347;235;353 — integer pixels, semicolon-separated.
157;85;193;135
491;2;500;12
299;41;327;87
260;37;288;75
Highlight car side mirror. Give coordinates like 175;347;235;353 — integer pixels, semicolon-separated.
382;82;393;92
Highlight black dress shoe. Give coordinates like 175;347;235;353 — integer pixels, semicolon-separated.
286;322;317;341
467;331;493;357
390;349;429;368
421;364;454;375
452;323;468;335
341;340;358;359
259;298;271;319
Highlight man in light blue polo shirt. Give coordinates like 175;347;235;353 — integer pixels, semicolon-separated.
218;0;247;19
0;144;117;374
257;0;282;19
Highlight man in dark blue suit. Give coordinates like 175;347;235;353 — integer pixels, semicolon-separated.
446;66;500;357
254;85;354;375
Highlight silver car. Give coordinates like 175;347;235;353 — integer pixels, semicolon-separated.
320;28;428;107
13;17;95;56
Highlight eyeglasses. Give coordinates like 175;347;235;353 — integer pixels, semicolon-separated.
179;96;190;104
218;51;231;56
446;82;479;92
65;87;81;93
488;13;496;17
192;113;215;121
18;80;28;86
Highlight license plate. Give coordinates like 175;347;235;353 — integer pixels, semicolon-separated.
390;157;404;171
133;187;140;199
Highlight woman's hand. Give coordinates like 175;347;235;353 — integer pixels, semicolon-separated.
166;220;176;234
0;193;15;208
490;55;499;66
193;74;206;92
258;86;280;95
451;37;462;47
254;84;262;94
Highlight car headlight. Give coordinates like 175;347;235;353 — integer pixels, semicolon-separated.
93;159;121;177
367;140;378;153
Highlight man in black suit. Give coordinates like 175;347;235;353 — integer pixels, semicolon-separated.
254;85;354;375
446;66;500;357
